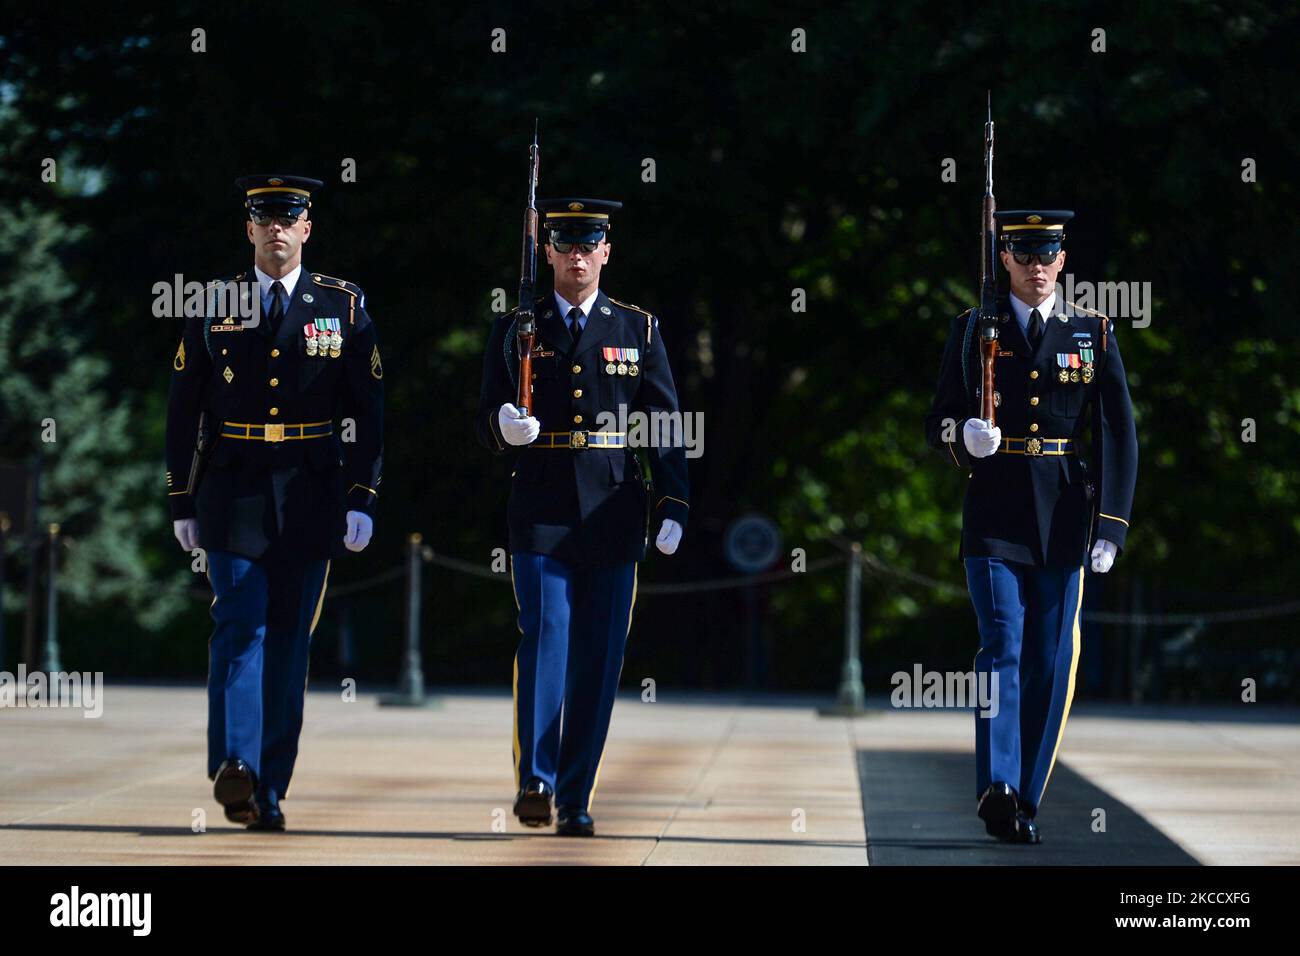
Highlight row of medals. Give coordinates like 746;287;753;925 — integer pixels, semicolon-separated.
1059;345;1095;384
603;347;639;377
1058;362;1094;383
305;329;343;358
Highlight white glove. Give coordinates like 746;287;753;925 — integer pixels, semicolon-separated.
173;518;199;552
655;519;682;555
345;511;373;552
963;418;1002;458
1091;538;1117;574
498;403;540;446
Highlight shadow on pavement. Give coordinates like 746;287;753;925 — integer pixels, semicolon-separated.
856;749;1200;866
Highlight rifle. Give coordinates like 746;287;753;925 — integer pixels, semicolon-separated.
516;122;541;415
978;93;998;425
186;410;215;496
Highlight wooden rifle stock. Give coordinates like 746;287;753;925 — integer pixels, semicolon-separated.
981;329;997;423
516;127;540;415
516;207;536;414
978;95;998;426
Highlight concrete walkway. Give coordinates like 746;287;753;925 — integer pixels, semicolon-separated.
1;687;1295;864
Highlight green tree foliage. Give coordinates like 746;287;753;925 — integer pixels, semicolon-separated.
1;2;1296;692
0;198;192;639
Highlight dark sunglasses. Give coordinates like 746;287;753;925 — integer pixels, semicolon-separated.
551;239;601;254
250;211;305;227
1010;250;1060;266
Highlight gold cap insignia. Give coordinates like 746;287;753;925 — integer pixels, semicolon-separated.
1026;214;1042;224
568;202;584;211
268;178;284;186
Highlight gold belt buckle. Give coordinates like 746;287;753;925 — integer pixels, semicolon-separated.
570;430;588;450
263;423;285;443
1025;437;1043;456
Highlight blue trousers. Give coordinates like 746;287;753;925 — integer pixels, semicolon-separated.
206;549;330;808
964;557;1083;814
510;552;638;812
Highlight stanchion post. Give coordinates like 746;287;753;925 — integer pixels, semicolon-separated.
0;514;9;668
378;532;440;708
820;542;870;717
41;522;61;674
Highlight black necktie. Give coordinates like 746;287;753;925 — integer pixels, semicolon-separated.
567;307;583;346
267;280;287;333
1028;308;1044;350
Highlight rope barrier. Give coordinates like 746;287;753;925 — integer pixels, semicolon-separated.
178;537;1300;626
322;565;405;599
1082;600;1300;626
638;554;843;594
427;549;843;593
859;551;966;598
857;549;1300;625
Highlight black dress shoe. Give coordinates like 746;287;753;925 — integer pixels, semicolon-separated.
977;781;1019;839
1013;811;1041;844
513;779;554;827
556;806;595;837
213;758;259;825
247;805;285;831
990;811;1042;844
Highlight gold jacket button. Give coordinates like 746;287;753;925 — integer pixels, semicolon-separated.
1030;370;1039;380
572;364;581;374
573;414;583;424
1029;423;1039;433
269;377;279;387
271;348;280;358
573;389;583;398
1030;396;1039;406
270;407;280;416
221;348;229;356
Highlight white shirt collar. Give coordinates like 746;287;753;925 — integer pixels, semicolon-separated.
254;263;302;302
1009;290;1057;336
554;288;600;327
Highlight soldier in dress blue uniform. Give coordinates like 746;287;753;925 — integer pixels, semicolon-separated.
476;198;689;836
166;174;384;831
925;210;1138;843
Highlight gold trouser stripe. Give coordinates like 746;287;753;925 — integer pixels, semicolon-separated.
588;563;638;810
1098;512;1130;527
1039;565;1084;805
510;556;524;790
310;560;331;636
287;559;331;801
